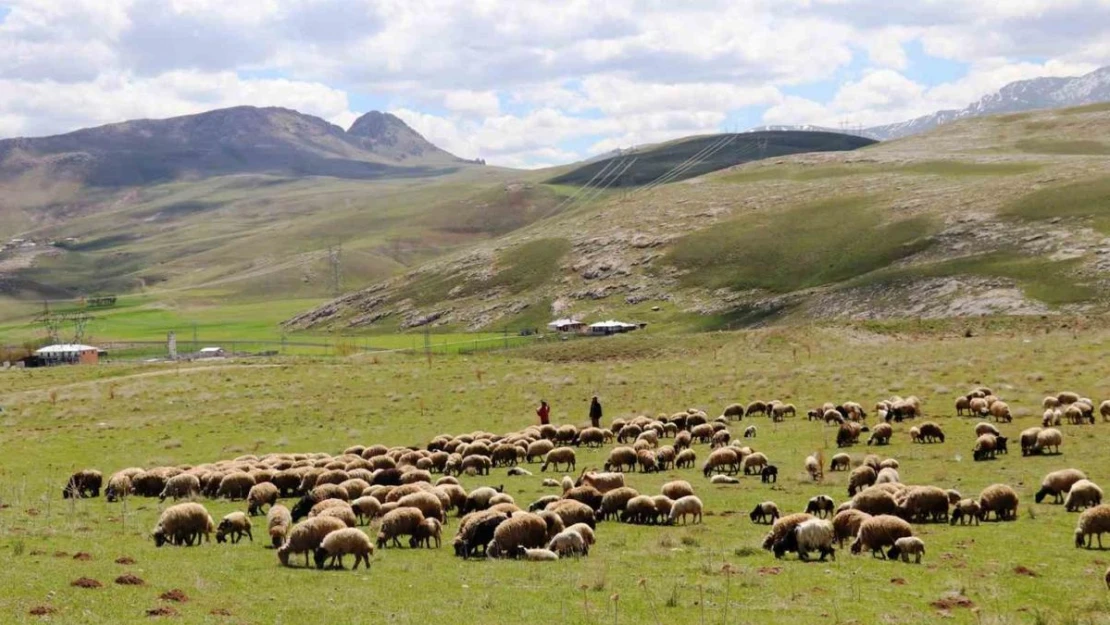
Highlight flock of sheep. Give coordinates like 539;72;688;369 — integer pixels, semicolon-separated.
59;388;1110;588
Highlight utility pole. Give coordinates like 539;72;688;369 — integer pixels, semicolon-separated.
328;242;342;297
423;326;431;366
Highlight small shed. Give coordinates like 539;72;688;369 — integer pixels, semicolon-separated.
34;344;101;365
547;318;585;332
588;320;639;336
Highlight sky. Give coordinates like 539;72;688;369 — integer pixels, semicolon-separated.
0;1;1108;168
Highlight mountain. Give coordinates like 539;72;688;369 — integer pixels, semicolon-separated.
0;106;468;187
288;102;1110;333
758;66;1110;141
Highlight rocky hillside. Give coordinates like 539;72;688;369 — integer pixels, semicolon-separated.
289;103;1110;332
0;106;468;187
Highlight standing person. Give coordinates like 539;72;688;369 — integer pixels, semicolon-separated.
537;400;551;426
589;396;603;429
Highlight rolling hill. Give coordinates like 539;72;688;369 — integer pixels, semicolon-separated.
290;102;1110;333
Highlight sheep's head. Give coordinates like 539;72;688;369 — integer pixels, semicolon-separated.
152;527;167;547
849;538;862;554
1075;528;1086;548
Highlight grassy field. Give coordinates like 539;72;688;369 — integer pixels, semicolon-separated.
1;324;1109;624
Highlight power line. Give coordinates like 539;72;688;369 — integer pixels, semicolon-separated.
575;157;638;207
633;134;735;196
547;157;622;214
636;134;745;196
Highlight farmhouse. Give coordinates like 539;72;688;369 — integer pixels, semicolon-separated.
546;318;585;332
588;320;641;336
33;344;102;365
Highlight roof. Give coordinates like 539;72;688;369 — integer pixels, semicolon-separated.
199;347;224;353
588;320;637;329
547;318;584;327
35;344;99;354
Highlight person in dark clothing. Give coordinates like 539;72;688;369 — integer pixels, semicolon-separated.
537;400;551;426
589;396;602;428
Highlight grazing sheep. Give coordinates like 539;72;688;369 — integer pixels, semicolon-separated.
1020;427;1044;456
742;452;769;475
806;495;835;519
159;474;200;502
314;528;374;570
850;515;914;558
849;488;899;517
702;448;741;477
744;425;757;438
547;529;588;558
278;516;347;567
710;475;740;484
409;518;443;549
619;495;658;525
317;505;358;528
454;511;510;559
667;495;703;525
247;482;279;516
376;507;425;548
63;469;103;499
216;472;256;500
955;397;971;416
773;518;836;561
530;495;563;513
1036;469;1088;504
975;422;1001;437
562;485;603;512
875;467;900;485
526;440;556;463
267;504;292;548
105;471;133;502
463;486;503;515
836;422;863;447
604;447;637;473
889;536;925;563
829;453;851;472
978;484;1020;522
1065;480;1104;512
487;513;548;558
1034;428;1063;455
575;470;626;494
546;499;596;528
1058;391;1081;405
1100;400;1110;423
761;513;814;551
917;422;945;443
517;547;559;561
945;490;962;506
848;466;878;496
537;510;566;540
867;423;893;446
216;511;253;544
973;434;998;461
1075;505;1110;549
351;496;382;524
950;499;981;526
661;480;695;501
989;401;1012;423
894;486;949;523
723;403;745;420
750;501;781;524
675;449;697;469
153;502;215;547
745;401;769;417
761;465;778;484
804;455;822;481
832;509;871;547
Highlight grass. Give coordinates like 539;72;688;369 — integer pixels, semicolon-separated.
1001;176;1110;234
2;324;1110;624
665;197;936;293
1015;140;1110;155
720;161;1040;185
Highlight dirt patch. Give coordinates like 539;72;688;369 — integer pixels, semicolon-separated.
71;577;102;589
757;566;782;576
890;578;907;585
210;608;233;616
26;508;39;516
146;607;178;617
28;606;57;616
1013;565;1038;577
73;552;93;561
159;589;189;603
115;574;146;586
115;556;137;565
930;593;975;610
53;551;69;558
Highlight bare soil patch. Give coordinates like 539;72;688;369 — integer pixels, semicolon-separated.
115;574;146;585
159;589;189;603
71;577;102;588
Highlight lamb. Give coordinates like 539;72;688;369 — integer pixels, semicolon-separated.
805;495;835;519
351;496;382;524
1034;428;1063;455
949;499;981;526
313;527;374;570
660;480;694;501
63;469;103;499
1035;469;1088;504
761;465;778;484
1064;480;1104;512
1074;505;1110;548
547;529;588;558
710;475;740;484
278;516;348;566
159;474;200;502
889;536;925;563
832;509;871;547
867;423;893;446
850;514;913;558
487;512;548;558
267;504;293;548
978;484;1019;522
749;501;781;524
153;502;215;547
216;511;253;544
848;466;878;496
376;507;425;548
761;513;814;551
517;547;559;561
804;455;822;481
773;518;835;561
247;482;280;516
409;518;443;549
744;425;757;438
667;495;703;525
829;453;851;472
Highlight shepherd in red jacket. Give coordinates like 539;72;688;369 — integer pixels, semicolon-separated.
537;400;551;426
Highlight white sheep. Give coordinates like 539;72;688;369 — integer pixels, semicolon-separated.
547;529;588;557
773;518;835;561
313;528;374;570
667;495;703;525
1065;480;1104;512
890;536;925;563
517;547;559;561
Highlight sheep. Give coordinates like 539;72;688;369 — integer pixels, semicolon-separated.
867;423;893;446
850;514;913;558
702;448;740;477
547;529;588;558
1075;505;1110;548
743;425;757;438
1100;400;1110;423
916;422;944;443
908;426;921;443
875;467;900;485
546;499;596;528
895;486;949;523
673;449;696;470
761;513;814;551
829;453;851;472
848;466;877;496
761;465;778;484
849;488;899;517
313;527;374;570
278;516;347;567
620;495;658;525
454;511;510;559
659;480;693;501
973;434;998;461
530;495;563;513
537;510;566;540
742;452;769;475
409;518;443;549
153;502;215;547
1020;427;1044;456
978;484;1020;522
804;455;822;481
750;501;781;524
317;505;358;528
63;469;103;499
526;440;555;463
266;504;293;548
889;536;925;563
832;509;871;547
946;489;962;506
879;459;900;470
667;495;703;525
745;401;769;417
604;447;637;473
771;403;796;421
1044;396;1061;410
105;472;133;502
773;518;836;561
216;511;253;544
975;422;1000;438
397;491;446;522
955;397;971;416
1036;469;1088;504
969;397;989;416
541;478;560;488
562;485;603;511
487;513;548;558
949;499;981;526
517;547;559;561
1058;391;1081;405
1034;428;1063;455
837;422;863;447
246;482;279;516
723;403;745;420
351;496;382;524
1105;566;1110;589
710;475;740;484
1065;480;1104;512
376;507;425;548
989;401;1012;423
216;472;256;500
158;474;200;502
566;523;595;547
463;486;503;515
561;476;574;492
